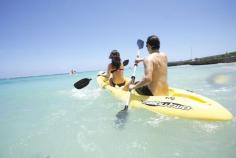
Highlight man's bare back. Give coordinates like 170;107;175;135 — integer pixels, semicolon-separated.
145;52;169;95
129;35;169;96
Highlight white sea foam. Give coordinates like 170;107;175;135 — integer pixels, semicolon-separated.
210;87;231;93
194;121;221;134
174;152;181;157
76;125;97;152
201;124;220;133
146;115;172;127
48;110;67;124
71;88;102;100
127;141;147;151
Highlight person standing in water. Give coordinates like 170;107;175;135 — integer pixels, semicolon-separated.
102;50;126;87
129;35;169;96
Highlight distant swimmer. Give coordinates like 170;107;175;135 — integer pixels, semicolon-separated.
69;69;77;75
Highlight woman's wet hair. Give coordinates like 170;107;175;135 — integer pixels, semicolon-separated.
146;35;160;50
109;50;120;59
109;50;121;69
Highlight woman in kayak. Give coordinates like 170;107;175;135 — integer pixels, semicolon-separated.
101;50;127;88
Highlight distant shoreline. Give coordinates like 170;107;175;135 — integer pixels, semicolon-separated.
0;69;100;80
1;52;236;80
168;51;236;66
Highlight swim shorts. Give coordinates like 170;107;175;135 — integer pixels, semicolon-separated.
111;81;126;87
135;86;153;96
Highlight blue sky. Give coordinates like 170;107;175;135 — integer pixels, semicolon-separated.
0;0;236;78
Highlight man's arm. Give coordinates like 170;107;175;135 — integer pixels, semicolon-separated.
130;57;153;90
135;57;144;64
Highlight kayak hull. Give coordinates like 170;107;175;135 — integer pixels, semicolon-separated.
97;76;233;121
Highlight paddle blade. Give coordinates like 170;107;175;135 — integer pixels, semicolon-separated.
137;39;144;49
122;105;128;111
74;78;92;89
123;59;129;66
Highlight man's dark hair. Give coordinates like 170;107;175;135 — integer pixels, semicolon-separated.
146;35;160;50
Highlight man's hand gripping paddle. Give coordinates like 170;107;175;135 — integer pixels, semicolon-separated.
122;39;144;111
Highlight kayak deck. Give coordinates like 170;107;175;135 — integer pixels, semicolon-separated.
97;76;233;121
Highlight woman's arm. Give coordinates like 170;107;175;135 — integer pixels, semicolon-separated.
101;64;112;78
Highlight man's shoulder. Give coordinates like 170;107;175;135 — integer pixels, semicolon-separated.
149;52;166;58
149;52;168;63
159;51;167;56
157;52;168;60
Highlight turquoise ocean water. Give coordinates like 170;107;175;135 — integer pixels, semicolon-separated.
0;63;236;158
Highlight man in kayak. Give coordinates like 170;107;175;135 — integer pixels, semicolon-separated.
129;35;169;96
101;50;127;87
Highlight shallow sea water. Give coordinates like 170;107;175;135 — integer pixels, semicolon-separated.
0;63;236;158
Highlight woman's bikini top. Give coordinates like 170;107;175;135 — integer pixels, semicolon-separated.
110;68;124;73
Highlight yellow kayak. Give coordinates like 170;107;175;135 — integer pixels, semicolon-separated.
97;75;233;121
